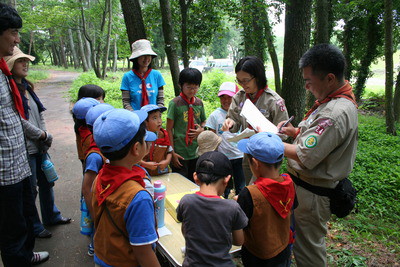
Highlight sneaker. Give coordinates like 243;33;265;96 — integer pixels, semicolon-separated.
88;243;94;257
36;229;52;238
31;251;49;265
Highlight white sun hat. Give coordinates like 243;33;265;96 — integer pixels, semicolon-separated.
129;39;157;61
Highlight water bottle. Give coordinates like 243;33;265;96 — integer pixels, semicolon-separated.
80;197;93;236
154;180;166;228
41;153;59;183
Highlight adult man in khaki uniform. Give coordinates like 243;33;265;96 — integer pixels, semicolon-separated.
278;44;358;266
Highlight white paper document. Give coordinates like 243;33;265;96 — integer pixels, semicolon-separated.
240;99;278;133
226;128;256;143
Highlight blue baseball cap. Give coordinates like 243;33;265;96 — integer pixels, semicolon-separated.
85;103;114;126
237;132;284;164
140;104;167;114
93;109;157;153
72;98;100;119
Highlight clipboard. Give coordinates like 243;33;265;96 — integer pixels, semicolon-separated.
239;99;278;133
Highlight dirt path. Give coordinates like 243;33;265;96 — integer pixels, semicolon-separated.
28;70;94;266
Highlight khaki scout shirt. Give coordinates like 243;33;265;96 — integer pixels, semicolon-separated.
287;98;358;188
226;88;289;133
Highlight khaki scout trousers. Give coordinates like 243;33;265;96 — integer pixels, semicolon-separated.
293;184;331;267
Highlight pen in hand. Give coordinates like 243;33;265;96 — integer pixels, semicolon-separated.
279;115;295;133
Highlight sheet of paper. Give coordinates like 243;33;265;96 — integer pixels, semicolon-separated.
240;99;278;133
157;225;172;237
226;128;256;142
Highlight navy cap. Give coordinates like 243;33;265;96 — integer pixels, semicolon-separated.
237;132;284;164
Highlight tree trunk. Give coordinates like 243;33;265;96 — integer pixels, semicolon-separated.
119;0;147;46
101;0;112;79
241;0;266;61
59;35;68;68
160;0;181;96
342;0;353;81
85;39;92;69
179;0;191;68
281;0;312;125
68;28;79;69
112;36;118;72
354;15;381;101
48;28;59;66
394;67;400;122
77;29;89;71
0;0;16;7
314;0;331;44
384;0;396;135
264;11;281;94
28;31;34;55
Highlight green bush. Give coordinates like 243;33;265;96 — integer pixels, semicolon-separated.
28;69;49;83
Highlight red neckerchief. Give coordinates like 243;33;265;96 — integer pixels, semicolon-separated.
132;69;152;106
0;58;26;119
96;164;145;206
85;136;101;155
195;191;220;199
254;174;295;219
246;87;266;104
149;128;170;161
179;92;195;146
78;126;92;145
303;81;357;121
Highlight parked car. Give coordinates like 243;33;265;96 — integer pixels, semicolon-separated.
179;60;206;72
203;59;234;73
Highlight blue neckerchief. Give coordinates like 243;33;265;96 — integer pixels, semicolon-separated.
19;78;46;119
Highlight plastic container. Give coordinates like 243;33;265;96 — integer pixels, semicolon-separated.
154;180;166;228
41;153;59;183
80;197;93;236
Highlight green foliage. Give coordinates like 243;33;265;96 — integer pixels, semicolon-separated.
28;69;50;83
68;71;124;108
327;248;367;266
197;69;234;102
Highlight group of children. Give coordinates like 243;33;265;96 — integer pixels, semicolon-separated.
69;62;296;266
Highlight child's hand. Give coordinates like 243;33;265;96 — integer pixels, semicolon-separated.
221;118;235;131
141;161;159;170
171;152;184;167
158;159;169;170
188;124;204;138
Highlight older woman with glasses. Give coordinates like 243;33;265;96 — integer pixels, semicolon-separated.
222;56;288;185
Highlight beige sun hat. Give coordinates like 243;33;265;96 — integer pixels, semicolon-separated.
197;130;222;156
4;46;35;71
129;39;157;61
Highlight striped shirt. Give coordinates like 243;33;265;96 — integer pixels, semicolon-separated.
0;70;31;185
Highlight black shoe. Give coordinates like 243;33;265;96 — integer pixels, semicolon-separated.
48;217;71;226
36;229;52;238
31;251;49;265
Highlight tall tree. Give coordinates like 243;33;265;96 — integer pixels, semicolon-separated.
281;0;312;125
394;67;400;122
179;0;191;68
264;8;281;94
384;0;396;135
241;0;266;61
120;0;147;45
159;0;181;96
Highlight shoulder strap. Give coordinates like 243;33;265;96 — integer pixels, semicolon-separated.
104;204;129;241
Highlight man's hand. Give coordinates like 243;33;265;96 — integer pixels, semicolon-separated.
277;121;297;138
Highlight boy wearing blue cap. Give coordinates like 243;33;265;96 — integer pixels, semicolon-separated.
91;109;160;267
237;132;295;266
140;104;172;176
177;151;248;267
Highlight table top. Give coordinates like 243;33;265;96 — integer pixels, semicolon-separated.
154;172;240;267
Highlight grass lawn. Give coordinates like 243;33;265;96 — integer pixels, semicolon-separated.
32;66;399;266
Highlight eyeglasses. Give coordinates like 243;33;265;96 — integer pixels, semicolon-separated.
235;76;255;85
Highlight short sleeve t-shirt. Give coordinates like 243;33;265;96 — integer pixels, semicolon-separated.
120;69;166;110
176;193;248;267
167;96;206;160
84;152;103;173
206;108;243;160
